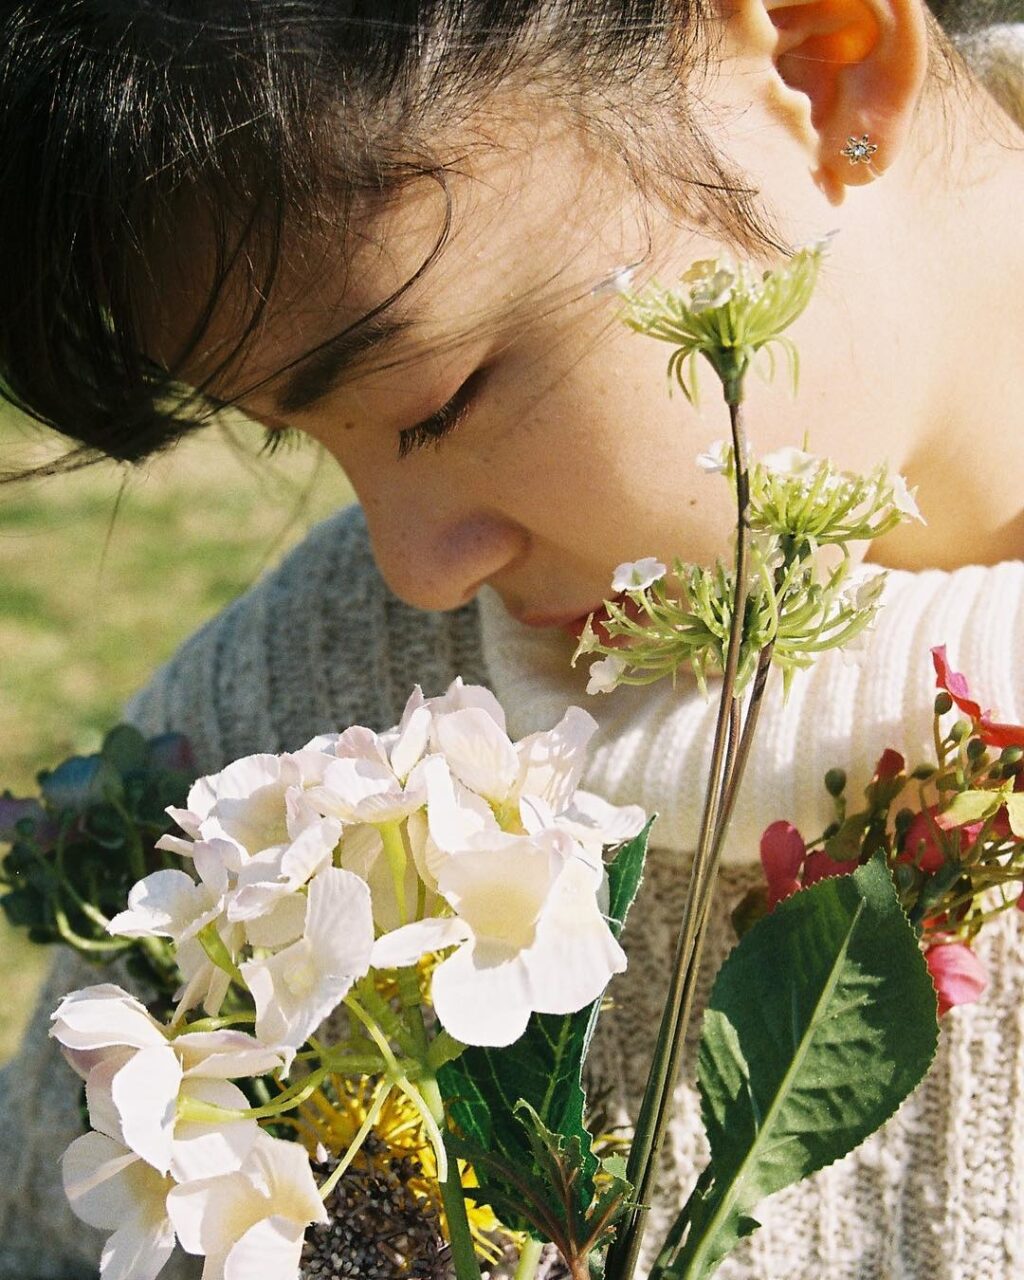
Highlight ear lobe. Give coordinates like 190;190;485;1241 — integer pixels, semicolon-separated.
764;0;929;202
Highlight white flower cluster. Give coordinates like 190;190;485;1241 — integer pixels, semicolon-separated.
51;680;644;1280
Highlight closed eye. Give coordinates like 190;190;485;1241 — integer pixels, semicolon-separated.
397;368;485;459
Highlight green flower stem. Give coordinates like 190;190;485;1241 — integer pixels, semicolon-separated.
515;1237;546;1280
380;821;410;926
607;397;754;1280
167;1012;255;1036
419;1071;483;1280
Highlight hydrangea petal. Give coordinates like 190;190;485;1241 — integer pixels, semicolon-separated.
514;706;597;814
223;1216;306;1280
171;1078;259;1183
111;1044;183;1174
435;707;519;803
371;915;471;969
430;944;532;1047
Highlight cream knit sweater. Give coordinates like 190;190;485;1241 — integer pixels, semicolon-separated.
1;503;1021;1280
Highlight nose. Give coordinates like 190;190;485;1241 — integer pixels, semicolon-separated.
358;490;528;613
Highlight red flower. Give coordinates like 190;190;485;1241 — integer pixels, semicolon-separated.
931;646;1024;750
872;748;906;783
924;942;987;1016
899;807;947;873
802;849;859;886
760;820;806;909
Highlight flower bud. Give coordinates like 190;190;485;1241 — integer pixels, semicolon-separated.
966;738;987;762
934;692;954;716
824;768;847;798
950;720;972;744
911;763;936;781
1000;746;1024;766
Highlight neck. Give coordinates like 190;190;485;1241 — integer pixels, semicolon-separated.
848;75;1024;571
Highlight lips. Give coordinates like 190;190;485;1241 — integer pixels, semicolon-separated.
516;593;643;645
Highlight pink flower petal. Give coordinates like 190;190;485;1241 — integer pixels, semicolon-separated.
924;942;987;1016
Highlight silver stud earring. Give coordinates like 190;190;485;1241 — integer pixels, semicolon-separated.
840;134;879;165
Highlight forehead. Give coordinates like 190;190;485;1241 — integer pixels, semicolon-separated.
147;113;646;412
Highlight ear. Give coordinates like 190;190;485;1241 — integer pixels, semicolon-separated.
728;0;930;203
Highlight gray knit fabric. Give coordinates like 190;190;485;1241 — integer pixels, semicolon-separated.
2;503;1022;1280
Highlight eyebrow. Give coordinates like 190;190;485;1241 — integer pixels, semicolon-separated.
273;315;412;415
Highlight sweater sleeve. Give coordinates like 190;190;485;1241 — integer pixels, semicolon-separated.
0;502;484;1279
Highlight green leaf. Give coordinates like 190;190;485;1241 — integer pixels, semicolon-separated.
939;789;1004;828
100;725;150;776
438;820;653;1234
655;856;937;1280
1007;793;1024;839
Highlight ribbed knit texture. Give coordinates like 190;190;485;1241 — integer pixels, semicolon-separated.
2;502;1021;1279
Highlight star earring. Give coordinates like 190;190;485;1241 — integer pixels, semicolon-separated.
840;134;879;166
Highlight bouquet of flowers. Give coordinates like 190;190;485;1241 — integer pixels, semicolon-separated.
4;244;1016;1280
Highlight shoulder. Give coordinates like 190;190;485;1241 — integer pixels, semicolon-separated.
125;503;487;771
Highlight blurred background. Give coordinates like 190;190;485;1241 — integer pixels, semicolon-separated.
0;410;354;1062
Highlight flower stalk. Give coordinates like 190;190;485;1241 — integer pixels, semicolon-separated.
607;398;768;1280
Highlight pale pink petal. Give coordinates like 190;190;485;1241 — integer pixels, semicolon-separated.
112;1045;183;1174
435;708;518;803
371;916;470;969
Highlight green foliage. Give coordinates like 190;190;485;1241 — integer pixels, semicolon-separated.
0;725;196;994
652;857;938;1280
439;822;652;1243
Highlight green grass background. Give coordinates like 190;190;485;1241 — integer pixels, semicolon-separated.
0;411;353;1062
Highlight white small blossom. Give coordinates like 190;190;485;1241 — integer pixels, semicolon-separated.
611;558;666;594
695;440;732;474
240;867;374;1057
62;1131;176;1280
759;446;822;480
167;1130;328;1280
587;655;627;695
889;472;925;523
684;260;738;312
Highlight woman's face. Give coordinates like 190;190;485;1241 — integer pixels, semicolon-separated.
185;109;918;630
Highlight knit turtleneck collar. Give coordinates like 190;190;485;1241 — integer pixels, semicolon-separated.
478;560;1024;865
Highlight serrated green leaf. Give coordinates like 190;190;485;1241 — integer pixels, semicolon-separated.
438;821;653;1234
655;856;937;1280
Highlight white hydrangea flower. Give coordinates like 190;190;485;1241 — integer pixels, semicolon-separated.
587;655;627;695
161;753;322;861
372;828;626;1047
226;817;343;925
240;867;374;1057
51;986;284;1180
62;1130;177;1280
610;558;667;593
167;1130;327;1280
304;727;427;825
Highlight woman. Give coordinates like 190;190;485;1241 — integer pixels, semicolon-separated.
0;3;1022;1276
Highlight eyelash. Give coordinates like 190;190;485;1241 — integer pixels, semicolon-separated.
397;372;480;460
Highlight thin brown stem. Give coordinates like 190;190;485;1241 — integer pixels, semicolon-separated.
606;398;752;1280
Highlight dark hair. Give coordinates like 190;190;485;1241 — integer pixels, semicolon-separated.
0;1;969;472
